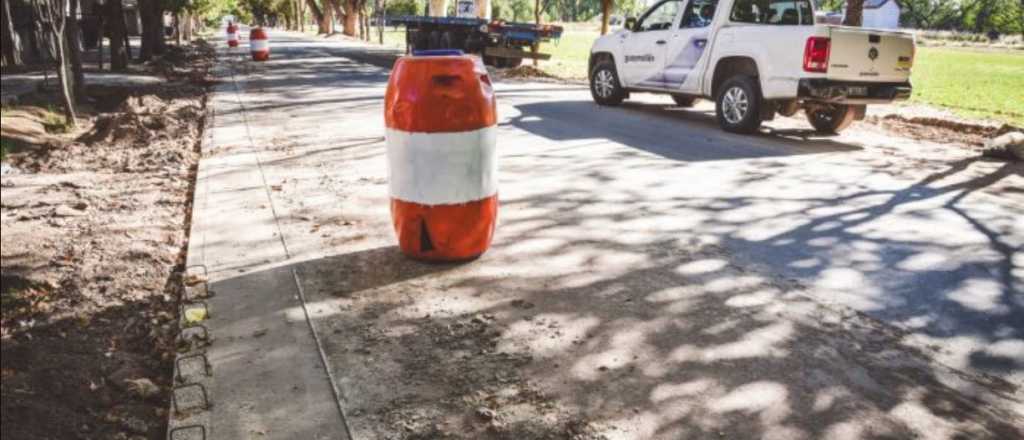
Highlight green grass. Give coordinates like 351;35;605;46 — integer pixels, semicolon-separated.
910;47;1024;126
373;27;1023;125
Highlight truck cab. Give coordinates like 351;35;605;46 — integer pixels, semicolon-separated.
588;0;915;134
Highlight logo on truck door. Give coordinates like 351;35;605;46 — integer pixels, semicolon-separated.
625;54;656;63
868;47;879;61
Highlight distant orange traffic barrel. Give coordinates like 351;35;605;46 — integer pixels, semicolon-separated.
250;28;269;61
385;50;498;262
226;24;239;47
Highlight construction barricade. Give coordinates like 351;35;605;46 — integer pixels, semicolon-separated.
384;50;498;261
250;28;269;61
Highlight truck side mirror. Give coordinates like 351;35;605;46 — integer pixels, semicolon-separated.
625;17;638;31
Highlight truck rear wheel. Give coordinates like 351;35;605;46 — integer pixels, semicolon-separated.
805;104;856;134
590;60;626;106
715;76;762;134
503;57;523;68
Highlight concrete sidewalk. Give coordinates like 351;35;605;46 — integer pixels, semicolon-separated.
171;28;1023;440
167;35;351;439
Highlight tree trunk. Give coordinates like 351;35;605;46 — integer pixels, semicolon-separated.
428;0;446;17
342;0;358;36
362;5;369;40
844;0;863;26
173;13;181;45
600;0;610;35
323;0;336;34
67;0;84;98
1;0;22;66
138;0;164;60
55;35;77;126
96;11;104;69
306;0;328;34
183;12;193;42
328;0;347;35
533;0;540;67
377;0;384;44
108;0;128;70
40;0;77;126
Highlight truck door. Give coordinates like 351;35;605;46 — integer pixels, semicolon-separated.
620;0;684;88
663;0;717;93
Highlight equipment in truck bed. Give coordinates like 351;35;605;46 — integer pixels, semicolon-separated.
386;15;563;68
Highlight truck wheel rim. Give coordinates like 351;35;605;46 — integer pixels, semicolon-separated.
722;87;749;124
594;70;615;98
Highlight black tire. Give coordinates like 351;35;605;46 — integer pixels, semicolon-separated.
590;60;626;106
805;104;856;134
671;95;698;107
428;31;442;50
715;76;762;134
439;31;455;50
411;30;429;51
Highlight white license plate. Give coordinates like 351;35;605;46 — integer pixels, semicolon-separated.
848;86;868;96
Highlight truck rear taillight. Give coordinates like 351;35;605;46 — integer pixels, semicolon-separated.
803;37;830;73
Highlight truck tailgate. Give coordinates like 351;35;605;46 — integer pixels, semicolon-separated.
827;26;914;83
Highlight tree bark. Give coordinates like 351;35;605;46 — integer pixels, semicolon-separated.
306;0;328;34
1;0;22;66
341;0;358;36
138;0;164;60
323;0;335;34
67;0;84;98
362;5;369;40
40;0;77;126
844;0;863;26
377;0;384;44
107;0;128;70
182;12;193;42
533;0;540;67
173;12;181;45
600;0;610;35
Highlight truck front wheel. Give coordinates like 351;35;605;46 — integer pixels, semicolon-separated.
805;104;856;134
715;76;762;134
590;61;626;106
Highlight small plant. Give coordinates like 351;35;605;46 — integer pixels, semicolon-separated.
1;139;11;162
42;106;72;134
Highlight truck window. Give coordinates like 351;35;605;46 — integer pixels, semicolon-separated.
730;0;813;25
636;0;684;32
681;0;719;28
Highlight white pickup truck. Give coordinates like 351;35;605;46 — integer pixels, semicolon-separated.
588;0;915;134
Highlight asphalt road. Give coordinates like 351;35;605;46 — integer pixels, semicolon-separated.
184;28;1023;439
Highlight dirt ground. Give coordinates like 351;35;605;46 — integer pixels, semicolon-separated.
1;41;214;440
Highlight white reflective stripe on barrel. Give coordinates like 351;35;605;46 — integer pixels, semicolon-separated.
386;126;498;206
227;33;237;40
250;39;269;51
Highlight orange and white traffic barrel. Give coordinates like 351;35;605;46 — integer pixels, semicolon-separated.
385;50;498;262
250;27;269;61
226;24;239;48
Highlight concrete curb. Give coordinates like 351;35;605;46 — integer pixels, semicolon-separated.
165;56;221;440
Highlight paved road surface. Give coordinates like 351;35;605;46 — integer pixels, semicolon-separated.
178;28;1023;439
